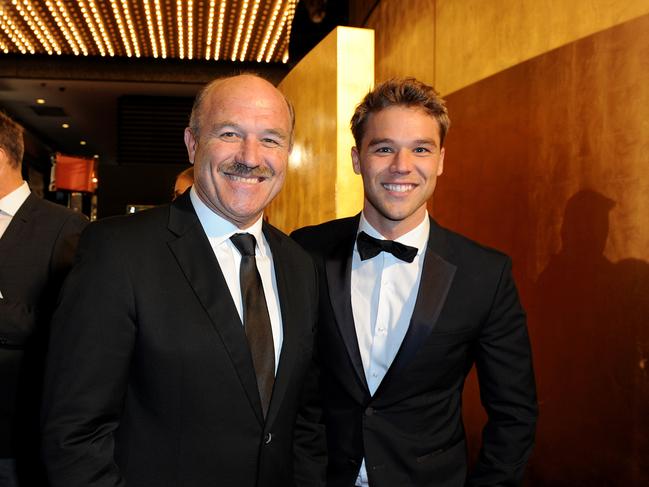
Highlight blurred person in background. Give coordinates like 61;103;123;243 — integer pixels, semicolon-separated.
0;111;87;487
173;166;194;200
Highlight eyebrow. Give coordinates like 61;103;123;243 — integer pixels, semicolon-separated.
209;121;288;140
367;137;439;147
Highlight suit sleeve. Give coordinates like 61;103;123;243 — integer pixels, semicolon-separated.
42;223;135;487
292;254;327;487
49;211;88;284
467;257;538;487
43;211;88;319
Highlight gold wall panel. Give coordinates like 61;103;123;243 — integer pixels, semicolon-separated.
267;27;373;233
437;15;649;485
364;0;649;94
365;0;436;84
335;28;375;219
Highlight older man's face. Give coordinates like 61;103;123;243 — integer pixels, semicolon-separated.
184;75;292;228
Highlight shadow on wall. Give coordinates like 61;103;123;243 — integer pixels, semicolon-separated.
526;189;649;486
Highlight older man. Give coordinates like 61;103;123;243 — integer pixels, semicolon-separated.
42;75;326;487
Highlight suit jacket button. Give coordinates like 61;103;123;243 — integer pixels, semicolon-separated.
364;407;374;416
264;432;272;444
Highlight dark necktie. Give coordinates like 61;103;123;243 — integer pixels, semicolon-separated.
230;233;275;418
356;231;418;263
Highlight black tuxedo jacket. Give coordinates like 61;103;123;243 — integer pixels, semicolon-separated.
42;193;326;487
0;193;87;481
292;215;537;487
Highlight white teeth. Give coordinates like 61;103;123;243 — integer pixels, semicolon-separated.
383;183;414;192
228;174;261;183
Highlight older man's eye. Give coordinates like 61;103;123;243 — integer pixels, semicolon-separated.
261;137;280;146
220;132;238;139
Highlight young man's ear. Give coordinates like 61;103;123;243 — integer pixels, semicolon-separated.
351;146;361;175
437;147;445;176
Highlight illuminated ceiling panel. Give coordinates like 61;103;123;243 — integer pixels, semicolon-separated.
0;0;299;62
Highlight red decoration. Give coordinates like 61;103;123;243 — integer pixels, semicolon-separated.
54;153;97;193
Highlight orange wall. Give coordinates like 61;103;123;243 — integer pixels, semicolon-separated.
365;0;649;95
436;15;649;487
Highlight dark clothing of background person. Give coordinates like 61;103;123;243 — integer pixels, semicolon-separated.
0;192;87;486
292;215;538;487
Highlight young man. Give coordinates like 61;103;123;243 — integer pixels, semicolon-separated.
42;75;326;487
292;78;538;487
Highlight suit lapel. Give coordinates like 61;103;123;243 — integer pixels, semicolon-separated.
166;194;264;424
262;223;298;425
325;216;369;393
0;193;36;267
375;218;457;396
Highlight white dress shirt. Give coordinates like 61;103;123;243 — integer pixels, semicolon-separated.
351;212;430;487
190;187;283;372
0;181;30;239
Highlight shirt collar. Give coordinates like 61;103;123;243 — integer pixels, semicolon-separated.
358;211;430;256
189;186;266;254
0;181;30;217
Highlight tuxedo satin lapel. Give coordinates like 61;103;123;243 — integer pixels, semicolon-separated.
0;193;35;266
261;224;296;425
325;226;369;393
167;195;264;424
375;220;456;395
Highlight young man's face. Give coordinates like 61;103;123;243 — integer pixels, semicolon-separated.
352;105;445;238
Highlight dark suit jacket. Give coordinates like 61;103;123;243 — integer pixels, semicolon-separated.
41;192;326;487
0;193;87;481
292;215;537;487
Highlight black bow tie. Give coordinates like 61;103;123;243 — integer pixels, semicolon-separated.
356;231;418;263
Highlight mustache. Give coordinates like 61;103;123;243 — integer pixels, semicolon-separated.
220;161;275;178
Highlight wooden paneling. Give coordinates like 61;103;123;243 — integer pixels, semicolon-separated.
437;15;649;485
268;27;373;233
363;0;649;94
364;0;436;85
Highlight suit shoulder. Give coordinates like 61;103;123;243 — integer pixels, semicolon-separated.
32;197;87;224
24;197;88;242
291;216;357;254
434;220;511;270
264;223;313;265
82;205;169;245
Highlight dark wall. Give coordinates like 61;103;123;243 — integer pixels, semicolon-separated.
435;15;649;486
97;163;190;218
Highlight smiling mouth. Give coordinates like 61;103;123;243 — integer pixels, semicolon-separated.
383;183;416;193
224;173;266;184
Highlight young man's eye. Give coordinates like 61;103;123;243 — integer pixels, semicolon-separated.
413;147;430;153
375;146;393;153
